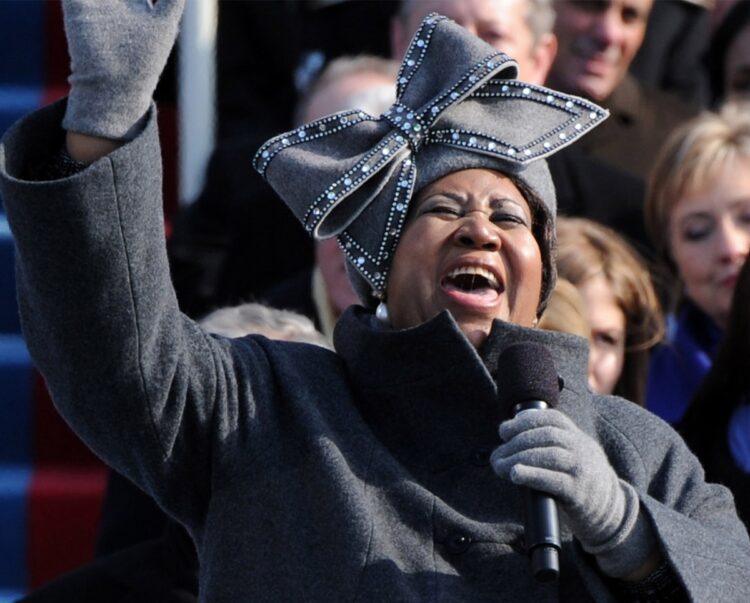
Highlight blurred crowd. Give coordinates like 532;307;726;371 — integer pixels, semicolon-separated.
16;0;750;601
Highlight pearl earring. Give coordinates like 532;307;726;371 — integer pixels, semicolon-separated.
375;301;390;325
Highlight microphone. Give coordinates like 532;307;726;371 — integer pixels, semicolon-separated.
496;342;561;582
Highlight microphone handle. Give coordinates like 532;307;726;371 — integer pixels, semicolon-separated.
513;400;561;582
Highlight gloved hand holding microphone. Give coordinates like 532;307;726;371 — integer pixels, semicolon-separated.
491;408;659;579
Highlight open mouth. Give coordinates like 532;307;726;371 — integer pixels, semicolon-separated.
441;266;500;296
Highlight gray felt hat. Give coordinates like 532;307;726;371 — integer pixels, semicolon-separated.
254;14;607;306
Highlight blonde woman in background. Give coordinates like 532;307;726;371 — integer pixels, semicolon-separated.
645;102;750;424
555;217;664;406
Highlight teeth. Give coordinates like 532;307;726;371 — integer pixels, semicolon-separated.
446;266;499;289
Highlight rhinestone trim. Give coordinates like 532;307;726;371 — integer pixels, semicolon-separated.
338;159;417;293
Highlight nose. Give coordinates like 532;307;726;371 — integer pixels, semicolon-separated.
453;212;501;251
716;219;750;263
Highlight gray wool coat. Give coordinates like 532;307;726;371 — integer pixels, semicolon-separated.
2;102;750;602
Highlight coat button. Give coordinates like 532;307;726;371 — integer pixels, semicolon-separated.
445;532;473;554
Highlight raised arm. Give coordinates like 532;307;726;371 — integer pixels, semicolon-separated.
62;0;184;162
0;0;263;531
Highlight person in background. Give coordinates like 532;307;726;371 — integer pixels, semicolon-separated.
167;2;398;320
546;0;699;183
390;0;557;85
555;217;663;406
679;254;750;528
645;102;750;424
261;55;399;341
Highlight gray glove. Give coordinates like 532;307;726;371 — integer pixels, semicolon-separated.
62;0;185;140
490;409;657;578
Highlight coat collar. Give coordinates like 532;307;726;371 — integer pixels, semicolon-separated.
333;307;590;476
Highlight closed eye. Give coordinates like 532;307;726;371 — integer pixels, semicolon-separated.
424;204;462;217
491;211;528;227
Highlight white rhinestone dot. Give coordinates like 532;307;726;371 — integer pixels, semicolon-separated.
488;142;496;150
469;137;477;145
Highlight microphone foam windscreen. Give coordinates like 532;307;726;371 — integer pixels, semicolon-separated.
496;343;560;409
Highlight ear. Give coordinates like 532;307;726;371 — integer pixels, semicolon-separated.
531;33;558;86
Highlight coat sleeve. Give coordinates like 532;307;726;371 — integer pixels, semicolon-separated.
0;100;273;531
594;399;750;600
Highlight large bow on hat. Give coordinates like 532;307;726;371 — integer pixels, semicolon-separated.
254;14;607;299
